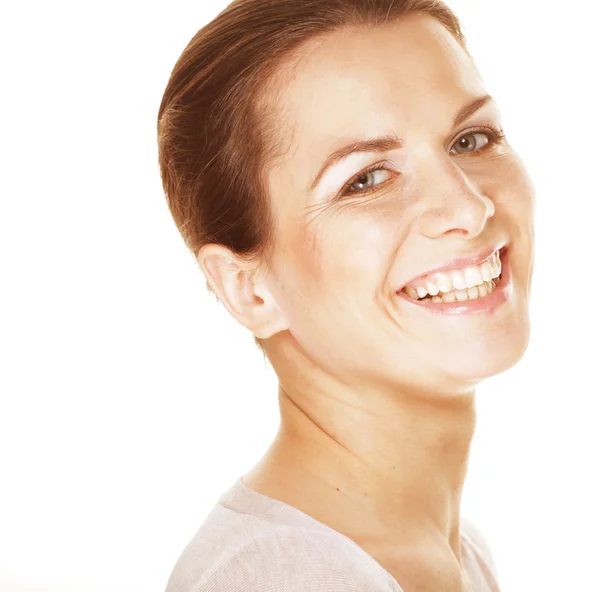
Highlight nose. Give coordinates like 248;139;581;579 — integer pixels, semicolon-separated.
415;155;495;239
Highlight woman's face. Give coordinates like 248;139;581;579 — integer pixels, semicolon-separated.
262;15;535;392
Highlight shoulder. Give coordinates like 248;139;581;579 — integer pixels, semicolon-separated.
165;511;398;592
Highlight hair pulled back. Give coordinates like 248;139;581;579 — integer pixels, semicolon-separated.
157;0;467;348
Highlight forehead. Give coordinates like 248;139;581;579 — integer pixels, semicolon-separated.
266;14;486;177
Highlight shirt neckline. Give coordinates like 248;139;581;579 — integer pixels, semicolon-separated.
219;475;484;592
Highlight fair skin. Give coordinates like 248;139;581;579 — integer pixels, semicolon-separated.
200;14;535;592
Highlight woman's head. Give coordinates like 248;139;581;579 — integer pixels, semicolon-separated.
158;0;535;395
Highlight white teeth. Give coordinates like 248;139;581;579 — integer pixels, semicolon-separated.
489;258;500;278
426;282;440;296
467;286;479;300
480;261;493;282
404;276;500;305
464;266;483;289
401;249;504;301
451;270;468;291
438;275;453;293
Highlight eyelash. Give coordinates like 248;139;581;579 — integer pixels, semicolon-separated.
340;125;507;198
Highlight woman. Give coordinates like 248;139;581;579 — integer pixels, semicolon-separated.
158;0;535;590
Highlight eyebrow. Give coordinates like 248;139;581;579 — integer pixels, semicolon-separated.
309;93;494;192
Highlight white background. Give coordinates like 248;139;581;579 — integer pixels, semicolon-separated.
1;1;599;591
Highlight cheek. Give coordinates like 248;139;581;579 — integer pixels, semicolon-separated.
515;159;536;216
488;156;536;282
305;209;403;294
474;155;536;239
493;153;536;211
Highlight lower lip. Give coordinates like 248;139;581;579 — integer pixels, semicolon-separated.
396;249;512;315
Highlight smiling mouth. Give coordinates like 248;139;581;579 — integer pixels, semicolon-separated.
399;248;505;304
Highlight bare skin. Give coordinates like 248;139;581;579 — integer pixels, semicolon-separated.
200;14;535;591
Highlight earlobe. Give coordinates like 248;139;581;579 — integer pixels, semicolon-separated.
197;244;289;340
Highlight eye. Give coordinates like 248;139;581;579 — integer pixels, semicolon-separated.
450;126;506;156
342;163;396;197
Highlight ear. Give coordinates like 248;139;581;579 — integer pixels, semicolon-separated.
197;244;289;339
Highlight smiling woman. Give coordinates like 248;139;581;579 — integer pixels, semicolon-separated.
157;1;535;591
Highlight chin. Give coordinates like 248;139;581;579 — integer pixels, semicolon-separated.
442;318;532;382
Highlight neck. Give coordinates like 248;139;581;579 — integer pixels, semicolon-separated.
249;341;477;564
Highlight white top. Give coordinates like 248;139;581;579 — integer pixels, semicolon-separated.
165;476;502;591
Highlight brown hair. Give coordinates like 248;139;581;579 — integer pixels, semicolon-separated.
157;0;467;351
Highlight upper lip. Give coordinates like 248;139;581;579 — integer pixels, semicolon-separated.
398;243;508;290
